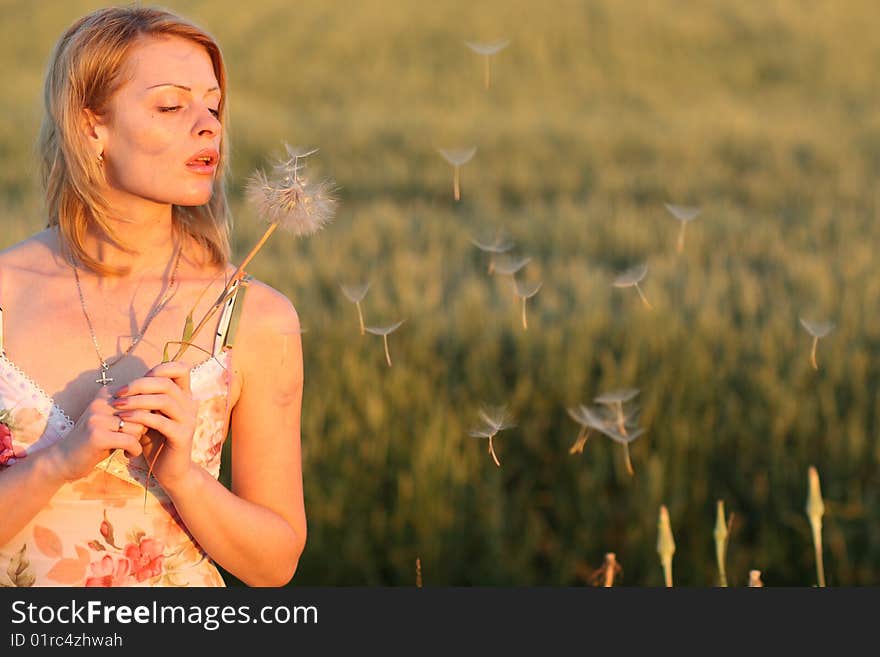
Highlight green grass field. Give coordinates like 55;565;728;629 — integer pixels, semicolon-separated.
3;0;880;585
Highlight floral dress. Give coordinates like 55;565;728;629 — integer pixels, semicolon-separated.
0;278;248;587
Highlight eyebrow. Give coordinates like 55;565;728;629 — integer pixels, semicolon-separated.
147;83;221;94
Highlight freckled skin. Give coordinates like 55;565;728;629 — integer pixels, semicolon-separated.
95;36;222;210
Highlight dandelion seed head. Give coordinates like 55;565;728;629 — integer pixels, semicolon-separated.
664;203;701;223
464;39;511;55
477;405;515;433
612;263;648;287
514;278;543;298
493;254;530;276
470;229;514;254
594;388;640;405
340;281;371;303
438;146;477;166
245;144;338;236
799;317;835;338
364;319;406;336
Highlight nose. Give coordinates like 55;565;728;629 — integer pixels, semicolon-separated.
194;105;221;138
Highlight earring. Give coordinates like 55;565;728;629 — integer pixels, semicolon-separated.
97;152;104;165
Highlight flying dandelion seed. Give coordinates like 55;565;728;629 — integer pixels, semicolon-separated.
468;405;515;467
513;278;542;330
340;282;371;335
593;388;643;475
437;146;477;201
492;254;531;277
594;388;640;405
798;317;835;371
464;38;510;89
664;203;701;254
612;263;652;310
566;404;599;454
365;319;406;367
471;228;514;274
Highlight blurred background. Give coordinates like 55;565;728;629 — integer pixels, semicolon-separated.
2;0;880;586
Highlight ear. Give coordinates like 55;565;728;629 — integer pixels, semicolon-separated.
81;108;108;160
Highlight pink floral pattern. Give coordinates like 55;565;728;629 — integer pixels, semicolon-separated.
0;351;233;587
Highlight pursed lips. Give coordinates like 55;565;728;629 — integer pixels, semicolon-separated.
185;148;219;174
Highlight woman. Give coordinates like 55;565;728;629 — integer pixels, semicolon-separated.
0;6;306;586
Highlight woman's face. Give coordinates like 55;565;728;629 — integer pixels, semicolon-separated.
93;35;222;210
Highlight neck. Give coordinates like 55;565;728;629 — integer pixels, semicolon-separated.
80;206;181;280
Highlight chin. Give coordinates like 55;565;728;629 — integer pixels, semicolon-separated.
175;189;215;207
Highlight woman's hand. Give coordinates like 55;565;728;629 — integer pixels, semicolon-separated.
111;361;199;494
46;385;148;483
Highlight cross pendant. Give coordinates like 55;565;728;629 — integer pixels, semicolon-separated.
96;366;113;386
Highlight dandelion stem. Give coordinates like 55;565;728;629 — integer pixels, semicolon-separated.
488;435;501;467
171;221;279;362
484;55;490;89
677;223;686;254
416;557;422;588
453;166;461;201
383;334;392;367
356;302;365;335
635;283;653;310
521;297;528;330
810;337;819;370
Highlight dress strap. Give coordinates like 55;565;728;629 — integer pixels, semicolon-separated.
212;274;252;356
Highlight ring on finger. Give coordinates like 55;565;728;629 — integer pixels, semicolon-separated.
117;417;125;433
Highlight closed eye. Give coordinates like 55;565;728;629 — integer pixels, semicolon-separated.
158;105;182;113
208;108;220;118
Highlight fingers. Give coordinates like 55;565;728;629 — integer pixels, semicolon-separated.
114;409;177;439
113;362;194;418
112;392;185;419
95;429;143;460
112;413;147;438
145;361;192;396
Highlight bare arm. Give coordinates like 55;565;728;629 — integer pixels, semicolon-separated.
118;283;307;586
0;387;147;546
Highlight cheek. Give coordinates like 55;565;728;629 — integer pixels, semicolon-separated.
105;121;214;204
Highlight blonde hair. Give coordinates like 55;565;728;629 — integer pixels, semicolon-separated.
38;5;231;275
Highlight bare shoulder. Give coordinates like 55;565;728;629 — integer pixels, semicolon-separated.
0;229;59;271
241;277;301;333
235;277;303;367
0;230;64;298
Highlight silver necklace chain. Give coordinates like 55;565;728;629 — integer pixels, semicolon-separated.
73;247;183;385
